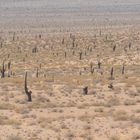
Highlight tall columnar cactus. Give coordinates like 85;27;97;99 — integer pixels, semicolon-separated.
72;50;75;56
98;61;101;69
8;54;10;58
105;35;108;41
99;30;102;36
13;32;15;41
79;52;82;60
0;42;3;48
71;35;75;48
90;62;94;74
62;38;64;44
32;47;38;53
72;38;75;48
24;72;32;102
113;45;116;52
65;52;67;58
90;47;92;52
110;67;114;79
36;68;39;78
39;34;42;39
84;51;87;56
39;64;42;69
8;61;11;77
122;64;125;75
1;61;6;78
129;42;131;49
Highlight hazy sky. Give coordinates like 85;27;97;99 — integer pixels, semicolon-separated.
0;0;140;30
1;0;140;8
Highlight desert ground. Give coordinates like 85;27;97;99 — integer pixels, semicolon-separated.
0;27;140;140
0;0;140;140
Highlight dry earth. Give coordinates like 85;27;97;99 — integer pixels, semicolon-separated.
0;27;140;140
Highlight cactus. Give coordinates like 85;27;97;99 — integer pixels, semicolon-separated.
8;61;11;77
39;64;42;69
72;50;75;56
65;52;67;58
105;34;108;41
113;45;116;52
87;46;89;51
39;34;42;39
99;30;102;36
122;64;125;74
8;54;10;58
124;47;127;53
85;51;87;56
36;68;39;78
110;67;114;80
24;72;32;102
129;42;131;49
0;42;3;48
90;62;94;74
83;86;88;95
79;71;82;75
90;47;92;52
32;47;38;53
91;68;94;74
72;39;75;48
108;83;114;89
13;32;15;41
98;61;101;69
71;35;75;48
90;62;93;69
62;38;64;44
1;61;6;78
79;52;82;60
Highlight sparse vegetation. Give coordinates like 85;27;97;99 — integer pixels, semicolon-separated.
0;1;140;139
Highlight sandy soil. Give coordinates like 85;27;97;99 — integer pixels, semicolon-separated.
0;1;140;140
0;27;140;140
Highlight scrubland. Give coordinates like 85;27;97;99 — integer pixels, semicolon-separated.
0;28;140;140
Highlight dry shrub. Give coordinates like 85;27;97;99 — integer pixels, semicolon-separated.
8;136;23;140
65;131;74;139
132;132;140;140
105;97;120;107
109;135;120;140
0;103;15;110
94;107;104;112
0;115;21;125
131;115;140;124
124;99;136;105
113;110;129;121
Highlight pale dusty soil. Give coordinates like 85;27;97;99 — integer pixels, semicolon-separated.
0;27;140;140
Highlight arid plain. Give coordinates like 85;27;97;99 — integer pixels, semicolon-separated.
0;0;140;140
